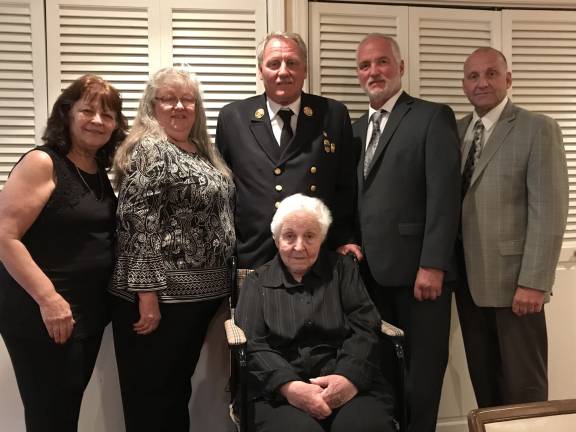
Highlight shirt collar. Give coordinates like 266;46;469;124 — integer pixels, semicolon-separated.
266;96;302;121
368;88;403;118
260;249;332;289
473;96;508;132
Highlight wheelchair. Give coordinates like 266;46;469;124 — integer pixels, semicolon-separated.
224;257;407;432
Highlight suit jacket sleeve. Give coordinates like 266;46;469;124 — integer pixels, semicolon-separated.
420;104;461;270
518;115;568;291
215;108;231;166
334;256;382;392
329;104;359;247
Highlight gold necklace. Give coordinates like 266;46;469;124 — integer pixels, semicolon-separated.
74;165;104;201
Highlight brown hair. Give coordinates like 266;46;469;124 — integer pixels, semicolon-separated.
42;74;127;169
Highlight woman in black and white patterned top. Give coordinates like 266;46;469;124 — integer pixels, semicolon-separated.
109;67;235;432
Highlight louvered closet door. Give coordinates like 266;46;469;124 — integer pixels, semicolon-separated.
160;0;267;137
308;2;408;121
409;7;500;119
503;10;576;245
46;0;159;123
0;0;46;188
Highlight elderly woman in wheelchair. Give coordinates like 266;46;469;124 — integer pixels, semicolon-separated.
235;193;396;432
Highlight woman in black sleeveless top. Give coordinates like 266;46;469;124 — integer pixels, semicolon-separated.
0;75;127;432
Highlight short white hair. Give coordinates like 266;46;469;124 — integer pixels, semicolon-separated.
271;194;332;240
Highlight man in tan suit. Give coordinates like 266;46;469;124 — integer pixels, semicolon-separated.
456;47;568;408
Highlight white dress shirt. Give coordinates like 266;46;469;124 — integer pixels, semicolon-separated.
266;96;301;146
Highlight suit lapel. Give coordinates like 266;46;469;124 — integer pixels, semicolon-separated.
470;101;516;188
278;92;322;165
458;114;472;142
364;91;412;179
355;113;369;191
249;94;281;162
279;93;319;165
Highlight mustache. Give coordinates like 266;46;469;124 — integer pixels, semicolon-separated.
367;78;386;86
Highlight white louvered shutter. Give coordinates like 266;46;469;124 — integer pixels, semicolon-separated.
308;2;408;121
409;7;500;119
503;10;576;246
160;0;267;137
0;0;46;188
46;0;160;123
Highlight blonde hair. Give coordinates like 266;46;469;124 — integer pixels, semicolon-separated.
256;32;308;67
113;67;231;186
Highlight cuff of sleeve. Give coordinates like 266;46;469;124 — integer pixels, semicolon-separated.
264;369;302;397
334;362;373;393
114;255;167;292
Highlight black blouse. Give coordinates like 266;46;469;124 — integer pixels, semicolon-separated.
0;145;117;339
236;250;389;400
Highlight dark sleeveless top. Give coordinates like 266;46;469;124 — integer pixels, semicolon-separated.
0;146;117;339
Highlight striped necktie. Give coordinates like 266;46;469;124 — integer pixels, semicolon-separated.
461;119;484;197
363;109;385;178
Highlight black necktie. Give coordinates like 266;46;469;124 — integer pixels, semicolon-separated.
278;109;293;148
461;119;484;197
364;110;385;178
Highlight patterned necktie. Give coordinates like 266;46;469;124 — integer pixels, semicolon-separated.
277;109;293;148
461;119;484;197
363;110;385;178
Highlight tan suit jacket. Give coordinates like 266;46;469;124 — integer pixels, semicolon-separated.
458;100;568;307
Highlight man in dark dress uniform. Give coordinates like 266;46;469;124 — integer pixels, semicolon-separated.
216;32;360;269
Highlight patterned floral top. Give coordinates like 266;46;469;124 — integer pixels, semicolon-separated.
110;137;235;303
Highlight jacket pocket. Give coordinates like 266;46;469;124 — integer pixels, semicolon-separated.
398;222;424;236
499;239;524;256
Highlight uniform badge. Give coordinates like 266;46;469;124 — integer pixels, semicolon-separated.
303;106;313;117
254;108;265;119
323;138;330;153
330;142;336;153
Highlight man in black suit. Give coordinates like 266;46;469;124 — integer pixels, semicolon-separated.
216;32;360;269
353;34;461;432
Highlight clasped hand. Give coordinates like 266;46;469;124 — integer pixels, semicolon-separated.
280;375;358;420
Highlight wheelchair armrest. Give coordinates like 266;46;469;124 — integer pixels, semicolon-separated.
380;320;405;339
380;319;406;363
224;319;247;346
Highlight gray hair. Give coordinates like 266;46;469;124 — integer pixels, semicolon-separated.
270;194;332;241
113;66;230;186
357;33;402;63
256;32;308;67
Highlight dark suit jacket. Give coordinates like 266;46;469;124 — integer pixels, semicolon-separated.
216;92;358;268
353;92;461;286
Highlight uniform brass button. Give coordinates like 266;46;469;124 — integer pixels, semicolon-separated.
310;185;317;192
274;167;282;175
275;201;280;209
275;185;283;191
310;166;317;174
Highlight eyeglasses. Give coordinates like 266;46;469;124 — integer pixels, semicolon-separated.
154;95;196;108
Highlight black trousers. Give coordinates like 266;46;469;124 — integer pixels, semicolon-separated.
111;295;221;432
455;274;548;407
362;263;452;432
1;330;103;432
252;393;396;432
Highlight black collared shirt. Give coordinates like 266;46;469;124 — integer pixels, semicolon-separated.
236;250;386;399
